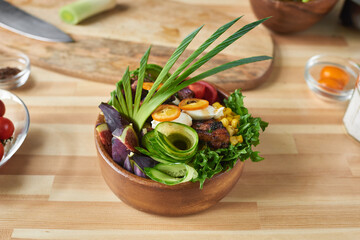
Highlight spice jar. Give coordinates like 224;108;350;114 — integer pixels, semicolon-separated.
0;51;30;89
343;74;360;142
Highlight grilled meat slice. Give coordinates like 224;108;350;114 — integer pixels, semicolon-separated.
192;119;230;149
177;87;194;100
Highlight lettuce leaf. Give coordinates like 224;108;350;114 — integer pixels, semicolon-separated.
192;89;268;188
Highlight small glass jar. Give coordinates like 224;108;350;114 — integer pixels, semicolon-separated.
343;74;360;142
0;51;30;89
304;55;359;101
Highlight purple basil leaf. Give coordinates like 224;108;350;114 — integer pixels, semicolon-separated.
99;102;129;132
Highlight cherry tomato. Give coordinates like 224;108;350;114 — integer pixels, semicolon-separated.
197;81;218;104
188;83;205;99
320;66;349;86
179;98;209;110
152;105;181;122
0;100;5;117
142;82;163;91
0;117;14;140
318;77;344;91
0;144;3;161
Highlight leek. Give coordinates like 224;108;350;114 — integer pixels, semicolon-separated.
59;0;116;25
111;17;272;131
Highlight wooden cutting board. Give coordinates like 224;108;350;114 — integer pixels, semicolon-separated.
0;0;274;91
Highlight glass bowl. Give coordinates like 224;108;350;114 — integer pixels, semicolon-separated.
305;55;360;101
0;51;30;89
0;89;30;168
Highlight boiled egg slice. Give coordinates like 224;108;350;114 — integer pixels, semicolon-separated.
183;106;224;120
151;112;192;128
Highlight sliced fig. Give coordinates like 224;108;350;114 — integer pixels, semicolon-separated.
123;155;133;173
98;102;129;133
111;137;130;166
113;125;139;152
132;160;146;178
96;123;112;155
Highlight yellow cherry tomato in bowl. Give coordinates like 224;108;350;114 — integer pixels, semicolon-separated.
318;77;344;91
320;66;349;86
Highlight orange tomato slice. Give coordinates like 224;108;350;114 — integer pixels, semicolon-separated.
318;77;344;91
152;105;181;122
179;98;209;111
320;66;349;86
142;82;163;91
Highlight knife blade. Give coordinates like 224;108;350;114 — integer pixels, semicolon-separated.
0;0;73;42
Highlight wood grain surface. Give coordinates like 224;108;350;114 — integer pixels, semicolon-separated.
1;0;360;239
0;0;274;91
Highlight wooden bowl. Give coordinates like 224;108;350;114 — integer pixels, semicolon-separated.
250;0;338;34
94;88;245;216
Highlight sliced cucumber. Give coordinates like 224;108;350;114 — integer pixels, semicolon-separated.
140;131;177;163
144;168;183;185
136;147;173;164
154;122;198;160
144;163;198;185
141;123;199;163
154;163;187;177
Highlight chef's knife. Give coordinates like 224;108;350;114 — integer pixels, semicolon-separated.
0;0;73;42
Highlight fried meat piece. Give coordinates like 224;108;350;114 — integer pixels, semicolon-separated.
192;119;230;149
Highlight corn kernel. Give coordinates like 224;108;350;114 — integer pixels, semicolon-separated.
226;116;232;121
231;119;239;128
220;118;229;127
212;102;222;109
236;135;243;143
226;126;235;136
224;108;232;115
230;136;238;145
234;115;241;120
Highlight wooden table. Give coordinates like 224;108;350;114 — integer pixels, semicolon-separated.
1;0;360;239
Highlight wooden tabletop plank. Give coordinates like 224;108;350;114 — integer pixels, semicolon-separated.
8;228;360;240
0;201;260;230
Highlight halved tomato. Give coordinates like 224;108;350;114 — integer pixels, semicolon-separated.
179;98;209;110
152;105;181;122
188;83;205;99
197;81;218;104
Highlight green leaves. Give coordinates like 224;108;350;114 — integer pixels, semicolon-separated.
111;16;272;131
192;89;268;188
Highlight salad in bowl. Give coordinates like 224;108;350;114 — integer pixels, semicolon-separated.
95;16;270;215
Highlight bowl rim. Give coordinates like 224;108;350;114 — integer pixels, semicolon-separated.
95;84;241;190
0;89;30;167
304;54;360;101
0;52;30;81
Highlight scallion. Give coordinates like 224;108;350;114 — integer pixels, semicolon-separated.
59;0;116;25
111;17;272;131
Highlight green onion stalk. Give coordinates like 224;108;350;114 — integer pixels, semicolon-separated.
110;16;272;132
